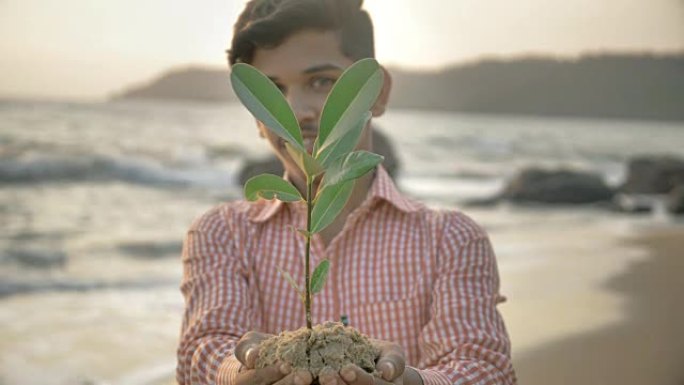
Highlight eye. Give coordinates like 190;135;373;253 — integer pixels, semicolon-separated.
310;76;337;92
274;82;287;94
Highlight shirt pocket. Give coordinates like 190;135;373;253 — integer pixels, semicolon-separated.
355;287;416;305
346;263;426;306
346;295;428;366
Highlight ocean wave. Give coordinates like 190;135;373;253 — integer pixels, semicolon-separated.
2;248;67;269
117;240;182;259
0;276;178;298
400;174;506;203
0;153;237;188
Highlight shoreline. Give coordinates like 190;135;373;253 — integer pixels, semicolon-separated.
511;227;684;385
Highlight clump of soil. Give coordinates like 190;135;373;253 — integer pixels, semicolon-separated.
256;322;380;379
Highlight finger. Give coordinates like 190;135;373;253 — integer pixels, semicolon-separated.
339;364;374;385
374;343;405;381
376;361;395;382
235;331;272;367
239;345;260;368
293;369;314;385
273;369;314;385
319;368;345;385
236;364;288;385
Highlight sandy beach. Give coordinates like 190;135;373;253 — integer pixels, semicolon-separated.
509;226;684;385
2;202;683;385
3;100;684;385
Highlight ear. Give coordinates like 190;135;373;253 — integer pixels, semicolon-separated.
371;66;392;117
256;119;266;138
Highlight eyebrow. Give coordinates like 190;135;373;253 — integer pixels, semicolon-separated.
267;64;345;83
302;64;344;74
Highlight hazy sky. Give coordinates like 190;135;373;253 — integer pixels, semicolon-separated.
1;0;682;100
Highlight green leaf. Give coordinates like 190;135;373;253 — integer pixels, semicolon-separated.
285;142;324;178
322;150;384;188
315;59;384;156
287;225;310;239
310;259;331;294
316;111;371;168
310;180;354;233
296;229;311;239
276;266;305;303
230;64;305;152
244;174;303;202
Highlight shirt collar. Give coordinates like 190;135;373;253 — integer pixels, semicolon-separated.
247;164;421;223
369;165;423;213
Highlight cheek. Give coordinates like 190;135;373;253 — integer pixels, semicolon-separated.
263;132;286;152
270;136;285;149
256;121;268;138
258;124;282;147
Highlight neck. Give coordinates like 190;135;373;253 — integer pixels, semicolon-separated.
288;167;375;211
345;168;375;213
317;168;376;247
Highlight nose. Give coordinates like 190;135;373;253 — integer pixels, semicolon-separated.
286;90;317;133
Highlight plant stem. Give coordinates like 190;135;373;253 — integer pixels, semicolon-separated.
305;176;313;329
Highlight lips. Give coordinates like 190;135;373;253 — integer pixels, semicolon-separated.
303;136;316;154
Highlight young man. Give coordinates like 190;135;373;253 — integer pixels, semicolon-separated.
177;1;516;385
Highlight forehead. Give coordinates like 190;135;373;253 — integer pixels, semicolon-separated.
251;30;354;77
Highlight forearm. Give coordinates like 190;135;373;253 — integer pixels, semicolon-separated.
412;360;515;385
403;367;424;385
177;334;242;385
176;283;250;385
177;206;253;385
176;300;251;385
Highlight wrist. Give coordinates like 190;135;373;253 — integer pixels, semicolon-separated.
217;354;243;385
403;366;423;385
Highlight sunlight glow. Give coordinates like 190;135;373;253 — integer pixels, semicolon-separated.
0;0;682;99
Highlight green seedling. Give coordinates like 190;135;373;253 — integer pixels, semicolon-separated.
231;58;384;329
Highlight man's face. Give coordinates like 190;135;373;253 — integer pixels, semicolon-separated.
250;29;369;189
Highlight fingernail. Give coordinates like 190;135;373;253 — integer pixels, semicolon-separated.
320;375;333;385
279;363;292;374
379;362;395;380
341;368;356;382
294;374;305;385
245;348;257;366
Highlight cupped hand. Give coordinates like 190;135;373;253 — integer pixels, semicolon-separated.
319;364;406;385
370;339;406;382
318;339;408;385
235;331;273;369
234;363;314;385
233;331;314;385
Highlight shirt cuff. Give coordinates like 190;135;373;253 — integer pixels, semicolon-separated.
217;354;243;385
412;367;451;385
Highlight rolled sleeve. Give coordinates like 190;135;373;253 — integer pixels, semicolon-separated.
176;205;253;385
416;213;516;385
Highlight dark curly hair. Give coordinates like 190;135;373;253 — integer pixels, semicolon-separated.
227;0;375;66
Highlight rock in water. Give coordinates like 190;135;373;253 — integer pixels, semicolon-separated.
667;185;684;214
503;168;614;204
621;156;684;194
238;157;282;186
256;322;379;379
612;193;655;214
5;248;67;268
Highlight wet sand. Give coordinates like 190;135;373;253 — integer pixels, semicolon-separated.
512;228;684;385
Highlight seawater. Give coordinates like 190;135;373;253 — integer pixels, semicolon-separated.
1;99;683;385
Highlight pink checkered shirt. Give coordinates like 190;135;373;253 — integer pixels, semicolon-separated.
177;166;516;385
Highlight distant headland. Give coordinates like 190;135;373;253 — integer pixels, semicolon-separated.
111;53;684;121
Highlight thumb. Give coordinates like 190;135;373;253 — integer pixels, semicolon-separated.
243;345;260;368
377;360;396;381
235;331;272;368
374;341;405;381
